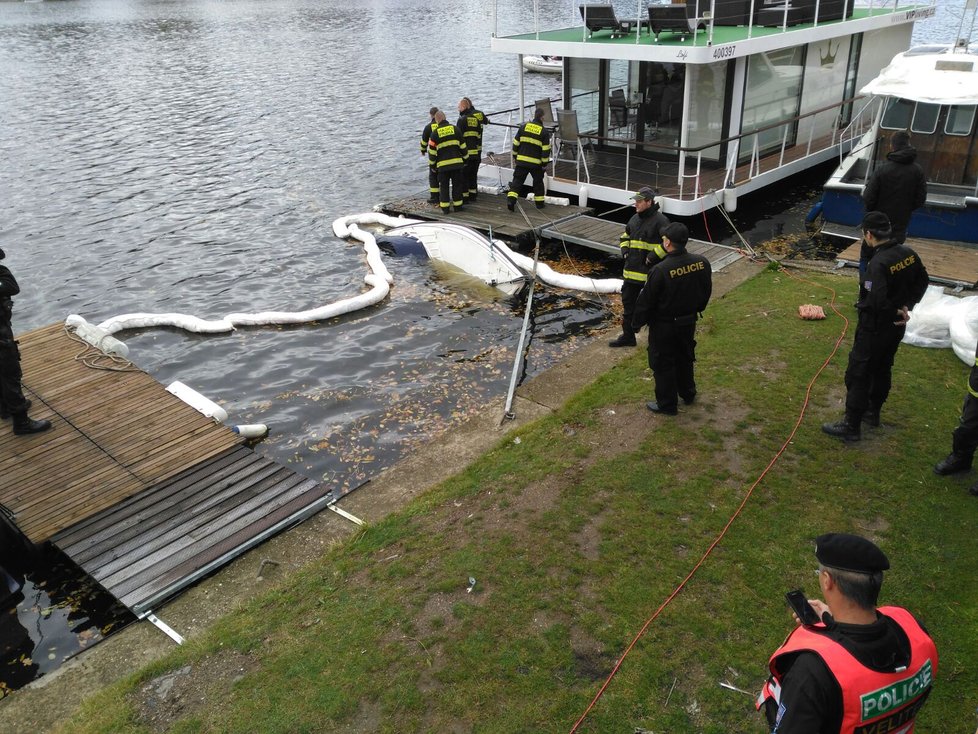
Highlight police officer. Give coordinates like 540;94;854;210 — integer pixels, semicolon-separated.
609;187;669;348
758;533;938;733
0;248;52;436
507;108;551;211
632;222;711;415
420;105;441;203
822;211;929;441
457;97;489;202
427;110;467;213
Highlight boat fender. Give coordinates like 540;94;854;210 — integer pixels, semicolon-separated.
722;184;737;213
64;315;131;358
805;200;823;224
375;234;429;258
165;380;229;422
578;185;588;208
232;424;269;438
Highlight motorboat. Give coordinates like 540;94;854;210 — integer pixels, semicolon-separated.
483;0;937;216
522;55;562;74
814;43;978;244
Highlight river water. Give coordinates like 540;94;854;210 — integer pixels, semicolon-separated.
0;0;966;697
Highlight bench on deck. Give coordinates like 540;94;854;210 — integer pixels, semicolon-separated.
580;4;631;38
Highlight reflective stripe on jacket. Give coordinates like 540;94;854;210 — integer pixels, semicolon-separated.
458;109;489;157
512;121;550;167
428;122;467;169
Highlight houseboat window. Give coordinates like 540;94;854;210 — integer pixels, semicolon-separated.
742;45;804;159
945;105;976;135
880;98;913;130
687;62;729;164
910;102;939;134
566;58;601;135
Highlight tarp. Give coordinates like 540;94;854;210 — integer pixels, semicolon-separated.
861;48;978;106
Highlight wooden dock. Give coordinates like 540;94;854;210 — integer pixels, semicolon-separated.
2;323;333;615
836;236;978;289
382;190;591;241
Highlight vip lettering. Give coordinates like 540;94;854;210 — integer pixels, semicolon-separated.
669;261;705;278
889;255;917;274
860;659;932;720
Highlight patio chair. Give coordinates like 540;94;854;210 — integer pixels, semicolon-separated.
579;4;629;38
647;3;692;42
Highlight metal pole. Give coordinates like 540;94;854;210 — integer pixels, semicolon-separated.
503;208;541;420
518;55;526;122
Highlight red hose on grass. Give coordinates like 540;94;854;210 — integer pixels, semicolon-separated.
569;266;850;733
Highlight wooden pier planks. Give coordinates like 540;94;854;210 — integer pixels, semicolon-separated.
0;323;243;543
836;237;978;289
52;445;328;614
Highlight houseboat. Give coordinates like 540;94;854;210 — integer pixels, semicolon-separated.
816;42;978;244
485;0;936;216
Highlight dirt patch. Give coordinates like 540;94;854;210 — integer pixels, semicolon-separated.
129;649;259;733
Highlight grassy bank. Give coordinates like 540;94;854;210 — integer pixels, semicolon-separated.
58;267;977;733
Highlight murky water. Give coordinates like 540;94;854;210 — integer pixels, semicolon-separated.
0;0;964;697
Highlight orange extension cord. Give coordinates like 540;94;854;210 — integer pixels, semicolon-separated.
569;266;851;733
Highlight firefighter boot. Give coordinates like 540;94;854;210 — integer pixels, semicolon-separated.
12;411;51;436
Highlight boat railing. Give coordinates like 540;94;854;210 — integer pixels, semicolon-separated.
835;96;882;166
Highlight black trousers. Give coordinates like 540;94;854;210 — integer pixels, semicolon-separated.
844;322;904;422
951;365;978;457
0;336;28;416
437;166;465;209
428;165;439;201
620;281;643;338
648;320;697;412
463;156;480;197
507;165;545;204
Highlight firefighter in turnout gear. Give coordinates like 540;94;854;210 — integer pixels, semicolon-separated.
0;248;52;436
632;223;711;415
427;110;467;212
457;97;489;201
932;338;978;494
821;211;928;441
507;108;551;211
758;533;938;734
609;186;669;348
420;105;440;203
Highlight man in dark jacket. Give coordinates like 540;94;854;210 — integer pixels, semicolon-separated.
427;110;467;212
420;106;440;203
0;248;52;435
932;338;978;494
609;186;669;347
507;108;551;211
632;222;712;415
457;97;489;202
862;130;928;244
822;212;929;441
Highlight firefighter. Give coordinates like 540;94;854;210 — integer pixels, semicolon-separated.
0;248;52;436
427;110;467;212
609;187;669;348
507;108;551;211
632;223;711;415
420;105;440;203
457;97;489;201
758;533;938;734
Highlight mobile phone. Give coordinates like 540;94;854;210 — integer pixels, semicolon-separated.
785;589;821;625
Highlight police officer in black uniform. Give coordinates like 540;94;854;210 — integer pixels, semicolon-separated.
632;222;712;415
822;211;929;441
427;110;467;212
507;108;551;211
457;97;489;202
0;249;52;435
609;186;669;348
757;533;938;734
932;339;978;493
420;105;441;203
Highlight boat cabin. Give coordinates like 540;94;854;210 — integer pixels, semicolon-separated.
487;0;936;215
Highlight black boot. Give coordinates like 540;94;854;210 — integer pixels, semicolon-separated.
862;408;880;428
608;333;637;348
0;399;30;420
821;418;861;441
934;452;972;476
12;411;51;436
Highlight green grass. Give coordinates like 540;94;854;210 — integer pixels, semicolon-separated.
57;269;977;733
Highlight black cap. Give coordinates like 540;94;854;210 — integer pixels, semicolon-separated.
861;211;891;233
815;533;890;574
630;186;656;202
891;130;911;150
533;107;546;121
0;247;4;261
662;222;689;247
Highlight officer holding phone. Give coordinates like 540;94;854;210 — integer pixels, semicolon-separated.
757;533;938;733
